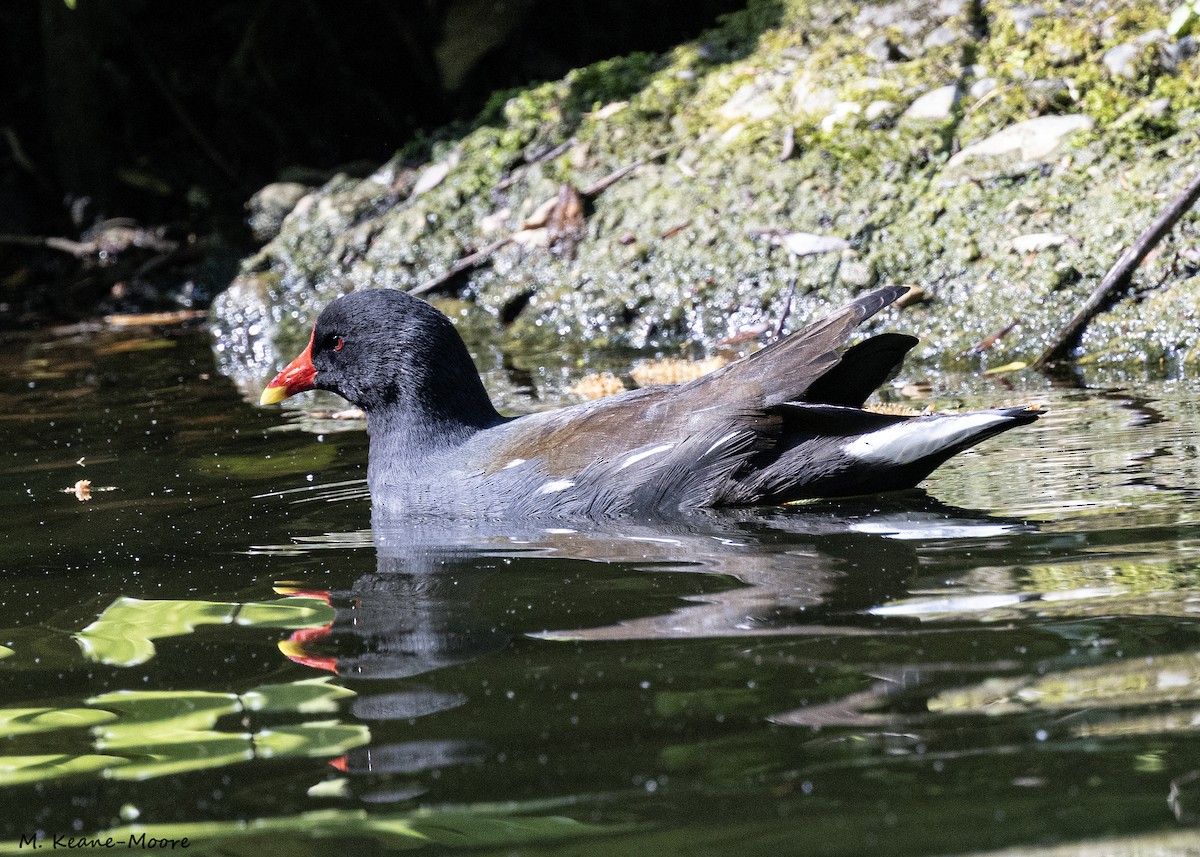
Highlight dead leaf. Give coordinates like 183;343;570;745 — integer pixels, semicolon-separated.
411;159;453;196
587;101;628;120
546;184;586;258
982;361;1029;375
894;285;927;308
94;338;176;356
570;373;627;400
779;125;796;162
660;221;691;240
962;323;1017;355
1010;233;1076;253
104;310;207;328
522;196;560;230
631;356;728;387
750;229;850;257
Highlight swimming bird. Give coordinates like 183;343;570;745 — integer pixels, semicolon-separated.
260;286;1041;518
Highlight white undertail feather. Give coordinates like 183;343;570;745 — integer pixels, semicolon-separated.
844;412;1013;465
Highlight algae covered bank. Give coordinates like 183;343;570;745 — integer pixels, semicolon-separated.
211;0;1200;385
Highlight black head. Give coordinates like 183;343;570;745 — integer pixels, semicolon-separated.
262;289;499;429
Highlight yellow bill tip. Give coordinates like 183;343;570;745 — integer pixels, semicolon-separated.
259;384;291;406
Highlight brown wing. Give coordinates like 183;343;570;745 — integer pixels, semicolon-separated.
484;384;746;476
483;286;908;477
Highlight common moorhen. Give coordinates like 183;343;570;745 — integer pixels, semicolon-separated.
260;286;1042;518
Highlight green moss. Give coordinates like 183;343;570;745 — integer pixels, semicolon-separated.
214;0;1200;381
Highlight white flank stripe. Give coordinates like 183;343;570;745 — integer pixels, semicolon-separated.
703;430;742;458
615;443;675;472
845;413;1011;465
502;458;527;470
538;479;575;494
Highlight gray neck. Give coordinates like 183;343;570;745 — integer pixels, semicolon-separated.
365;402;506;498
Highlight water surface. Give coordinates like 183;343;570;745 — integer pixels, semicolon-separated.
3;323;1200;855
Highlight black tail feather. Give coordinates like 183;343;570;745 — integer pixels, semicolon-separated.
802;333;918;408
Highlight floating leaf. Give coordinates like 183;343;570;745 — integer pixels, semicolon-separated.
253;721;370;758
241;677;355;714
0;706;118;737
76;596;334;666
235;597;334;629
76;597;239;666
88;689;240;743
103;737;256;781
191;443;338;479
0;754;126;786
0;806;615;855
306;777;351;799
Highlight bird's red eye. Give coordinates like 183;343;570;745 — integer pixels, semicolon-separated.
333;336;345;352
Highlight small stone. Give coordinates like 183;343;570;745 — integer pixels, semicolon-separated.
969;77;998;99
246;182;311;242
1046;39;1084;65
903;85;959;121
1005;196;1041;215
923;26;959;50
865;100;898;122
935;0;967;18
1165;35;1199;64
839;260;874;287
793;74;839;116
1025;78;1075;112
821;101;862;132
1168;3;1198;37
1103;42;1142;78
719;83;779;120
479;207;512;234
780;232;851;256
1009;5;1047;36
754;231;851;256
1112;96;1174;128
1145;97;1172;117
864;35;902;62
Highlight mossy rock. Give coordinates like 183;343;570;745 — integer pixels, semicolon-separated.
211;0;1200;388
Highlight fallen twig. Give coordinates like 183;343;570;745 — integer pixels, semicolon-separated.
581;146;672;198
409;236;513;297
411;148;671;297
0;233;93;257
1035;165;1200;368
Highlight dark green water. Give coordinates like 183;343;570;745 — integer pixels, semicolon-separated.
4;323;1200;855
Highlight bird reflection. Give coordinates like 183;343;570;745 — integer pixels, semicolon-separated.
264;491;1038;794
279;492;1035;678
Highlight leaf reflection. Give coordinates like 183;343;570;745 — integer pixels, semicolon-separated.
75;595;334;667
0;678;365;785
